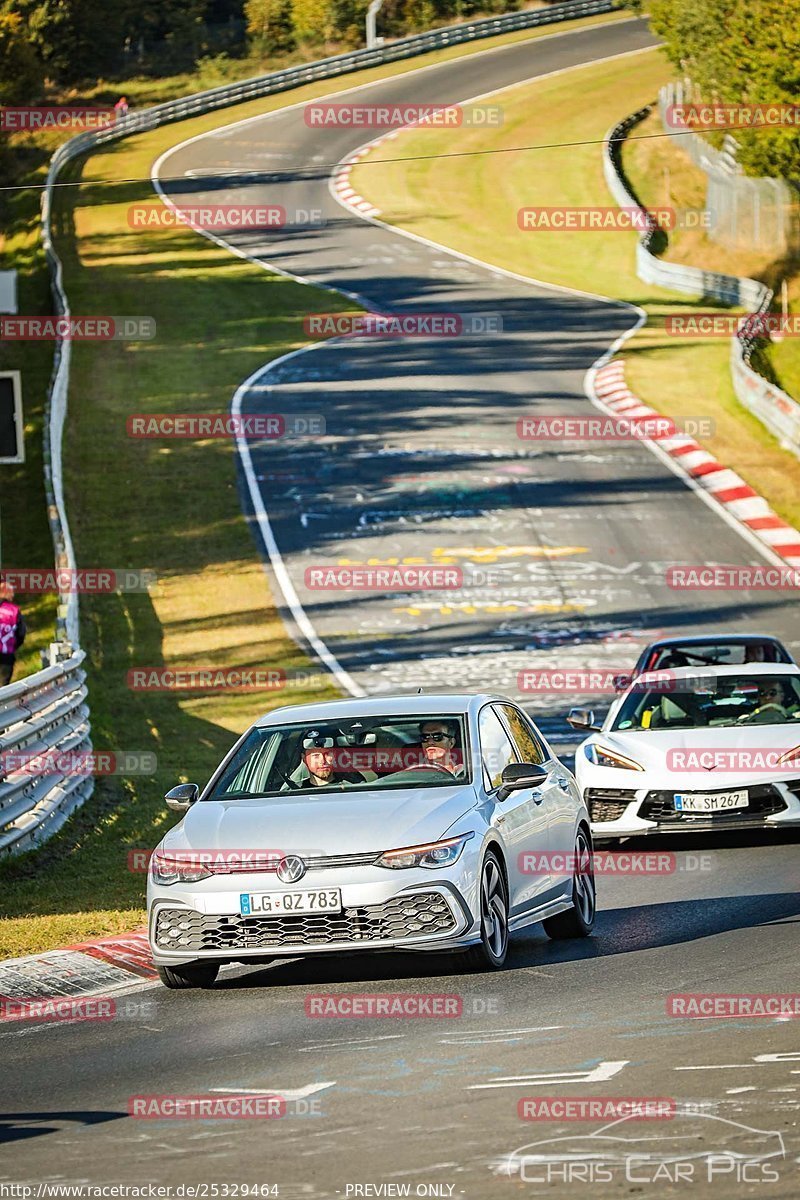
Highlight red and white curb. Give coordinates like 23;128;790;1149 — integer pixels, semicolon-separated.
0;929;155;1010
332;144;383;217
594;359;800;568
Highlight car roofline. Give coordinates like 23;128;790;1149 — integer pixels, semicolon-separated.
253;692;517;727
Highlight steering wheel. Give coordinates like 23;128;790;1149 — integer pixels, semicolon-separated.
410;763;454;776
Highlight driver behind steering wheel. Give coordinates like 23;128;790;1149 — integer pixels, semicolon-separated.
739;680;789;724
419;720;465;778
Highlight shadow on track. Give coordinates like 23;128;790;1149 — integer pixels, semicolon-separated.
0;1111;126;1145
213;885;800;991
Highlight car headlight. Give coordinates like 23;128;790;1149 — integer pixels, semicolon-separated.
585;744;644;771
376;832;474;870
150;850;212;886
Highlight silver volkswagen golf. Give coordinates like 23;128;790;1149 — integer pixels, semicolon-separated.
148;693;595;988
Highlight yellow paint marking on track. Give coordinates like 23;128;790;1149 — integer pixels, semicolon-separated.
335;557;428;566
395;602;588;616
431;545;588;563
332;548;587;566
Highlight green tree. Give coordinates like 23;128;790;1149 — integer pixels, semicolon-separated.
0;3;43;103
11;0;130;83
245;0;295;52
290;0;333;43
647;0;800;178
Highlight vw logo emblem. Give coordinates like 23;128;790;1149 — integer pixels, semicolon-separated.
276;855;307;884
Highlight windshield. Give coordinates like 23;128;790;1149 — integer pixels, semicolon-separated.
207;714;471;799
612;674;800;731
645;641;784;669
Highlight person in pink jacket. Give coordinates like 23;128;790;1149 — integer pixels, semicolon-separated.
0;582;26;686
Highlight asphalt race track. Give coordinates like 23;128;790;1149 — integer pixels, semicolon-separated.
156;15;798;713
3;17;799;1198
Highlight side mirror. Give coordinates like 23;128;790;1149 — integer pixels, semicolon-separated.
497;761;548;801
165;782;199;813
566;707;603;732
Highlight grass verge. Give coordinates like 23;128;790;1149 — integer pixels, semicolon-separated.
350;45;800;529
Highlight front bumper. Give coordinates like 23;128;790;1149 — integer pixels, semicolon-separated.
148;873;477;966
582;777;800;838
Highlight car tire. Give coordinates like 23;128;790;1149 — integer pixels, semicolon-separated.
157;962;220;989
463;850;509;970
543;827;596;939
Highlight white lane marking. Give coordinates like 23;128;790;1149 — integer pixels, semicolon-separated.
209;1082;335;1099
231;352;367;697
440;1025;562;1044
675;1064;753;1070
385;1163;459;1177
469;1059;628;1090
299;1034;406;1051
678;1053;800;1072
151;26;658;694
727;1087;758;1094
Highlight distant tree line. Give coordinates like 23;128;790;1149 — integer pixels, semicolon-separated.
634;0;800;178
0;0;526;92
244;1;524;55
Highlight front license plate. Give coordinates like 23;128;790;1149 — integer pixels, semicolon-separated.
674;790;748;813
240;889;342;916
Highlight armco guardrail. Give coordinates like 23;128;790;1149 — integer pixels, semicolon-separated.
603;107;800;459
603;107;768;308
730;339;800;455
0;652;92;857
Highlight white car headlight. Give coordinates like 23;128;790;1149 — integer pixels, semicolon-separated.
150;850;212;886
585;743;644;771
776;744;800;767
376;832;474;870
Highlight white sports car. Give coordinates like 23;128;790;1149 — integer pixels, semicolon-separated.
570;665;800;840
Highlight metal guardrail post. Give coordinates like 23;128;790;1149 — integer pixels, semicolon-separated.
366;0;386;50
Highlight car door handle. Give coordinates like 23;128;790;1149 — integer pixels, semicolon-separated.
556;776;570;790
531;790;544;804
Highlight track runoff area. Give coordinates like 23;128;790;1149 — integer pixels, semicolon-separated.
4;14;800;1200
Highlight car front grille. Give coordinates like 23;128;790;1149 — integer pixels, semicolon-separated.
639;784;788;823
304;852;380;870
782;778;800;802
586;789;638;823
154;891;457;953
198;850;380;876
